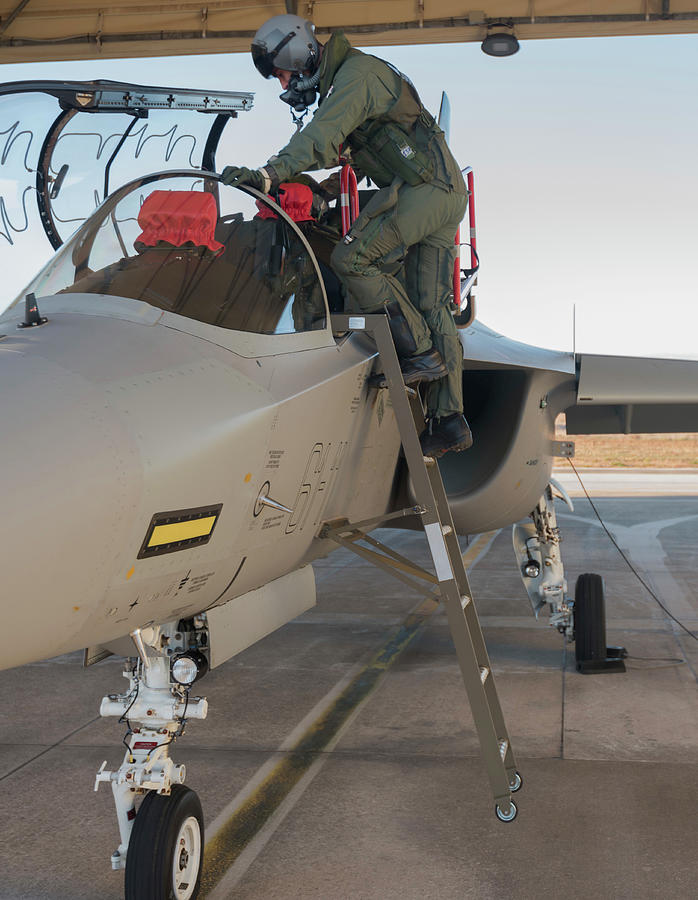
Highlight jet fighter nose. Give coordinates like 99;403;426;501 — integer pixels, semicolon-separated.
0;318;143;668
0;306;275;671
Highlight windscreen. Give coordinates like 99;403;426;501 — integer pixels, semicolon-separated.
12;172;327;335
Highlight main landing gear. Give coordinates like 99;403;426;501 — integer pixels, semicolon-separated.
512;479;574;638
513;480;626;673
94;618;210;899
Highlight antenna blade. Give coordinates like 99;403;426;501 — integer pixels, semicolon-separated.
437;92;451;142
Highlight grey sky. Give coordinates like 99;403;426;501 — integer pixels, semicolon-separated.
1;33;696;358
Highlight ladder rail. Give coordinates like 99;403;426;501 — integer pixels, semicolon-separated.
328;314;520;817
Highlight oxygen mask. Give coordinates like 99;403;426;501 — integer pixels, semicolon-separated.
280;70;320;125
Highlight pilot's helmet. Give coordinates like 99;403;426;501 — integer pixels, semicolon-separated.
251;14;319;79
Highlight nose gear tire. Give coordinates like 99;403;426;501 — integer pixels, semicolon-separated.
125;784;204;900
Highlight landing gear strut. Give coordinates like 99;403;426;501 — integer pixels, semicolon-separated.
512;479;574;638
94;618;209;898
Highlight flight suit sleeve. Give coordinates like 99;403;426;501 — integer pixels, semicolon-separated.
267;62;398;182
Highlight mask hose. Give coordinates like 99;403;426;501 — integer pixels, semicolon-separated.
293;70;321;92
280;69;321;116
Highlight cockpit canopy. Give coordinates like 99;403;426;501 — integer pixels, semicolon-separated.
9;171;327;336
0;80;253;251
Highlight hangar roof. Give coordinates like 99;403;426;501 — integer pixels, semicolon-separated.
1;1;697;63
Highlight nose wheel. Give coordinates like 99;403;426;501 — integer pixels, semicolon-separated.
125;784;204;900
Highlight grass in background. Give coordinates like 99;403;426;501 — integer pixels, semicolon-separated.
556;416;698;468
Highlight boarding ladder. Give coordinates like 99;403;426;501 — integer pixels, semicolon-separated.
323;312;521;821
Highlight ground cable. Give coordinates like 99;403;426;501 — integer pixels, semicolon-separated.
566;458;697;642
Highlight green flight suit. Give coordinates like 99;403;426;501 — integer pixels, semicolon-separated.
267;32;467;418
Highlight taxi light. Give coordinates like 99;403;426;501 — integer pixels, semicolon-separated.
171;651;208;685
523;560;541;578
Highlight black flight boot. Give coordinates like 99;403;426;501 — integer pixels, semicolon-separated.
370;302;447;388
420;414;474;457
399;348;448;385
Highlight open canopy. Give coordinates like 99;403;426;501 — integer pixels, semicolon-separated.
0;80;252;251
1;1;698;63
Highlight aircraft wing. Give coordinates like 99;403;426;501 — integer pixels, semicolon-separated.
458;322;698;435
567;352;698;434
1;2;698;63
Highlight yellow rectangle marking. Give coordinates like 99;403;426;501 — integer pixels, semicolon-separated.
148;516;217;547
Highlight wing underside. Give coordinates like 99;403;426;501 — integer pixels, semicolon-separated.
568;353;698;434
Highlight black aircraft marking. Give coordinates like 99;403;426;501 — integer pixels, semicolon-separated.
179;570;192;590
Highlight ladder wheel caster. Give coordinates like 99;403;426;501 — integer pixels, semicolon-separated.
495;800;518;823
509;771;522;792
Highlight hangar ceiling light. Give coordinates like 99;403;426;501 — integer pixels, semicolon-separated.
481;29;520;57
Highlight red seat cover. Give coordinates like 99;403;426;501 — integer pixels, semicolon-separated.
255;182;315;223
135;190;223;252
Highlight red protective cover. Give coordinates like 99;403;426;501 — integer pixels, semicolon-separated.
255;182;315;223
135;190;224;252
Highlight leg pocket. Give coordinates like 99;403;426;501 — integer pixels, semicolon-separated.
406;244;456;315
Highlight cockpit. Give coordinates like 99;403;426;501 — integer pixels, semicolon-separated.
9;171;329;337
0;81;335;339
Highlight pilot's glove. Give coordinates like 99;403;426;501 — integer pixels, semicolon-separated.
311;193;329;221
317;168;365;202
317;171;341;201
220;165;279;193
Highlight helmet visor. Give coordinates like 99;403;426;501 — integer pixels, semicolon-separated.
251;31;296;79
251;44;276;79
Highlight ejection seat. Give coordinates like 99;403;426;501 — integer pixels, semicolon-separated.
65;190;226;320
64;188;325;334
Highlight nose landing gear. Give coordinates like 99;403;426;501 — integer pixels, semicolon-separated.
94;619;209;899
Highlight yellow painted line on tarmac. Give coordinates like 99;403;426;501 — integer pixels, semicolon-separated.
200;530;499;897
462;528;501;569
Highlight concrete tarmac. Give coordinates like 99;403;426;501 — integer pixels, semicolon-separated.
1;473;697;899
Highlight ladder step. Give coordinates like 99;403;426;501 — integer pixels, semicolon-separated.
330;313;518;815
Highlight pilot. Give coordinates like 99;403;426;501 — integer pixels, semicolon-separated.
222;14;473;457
